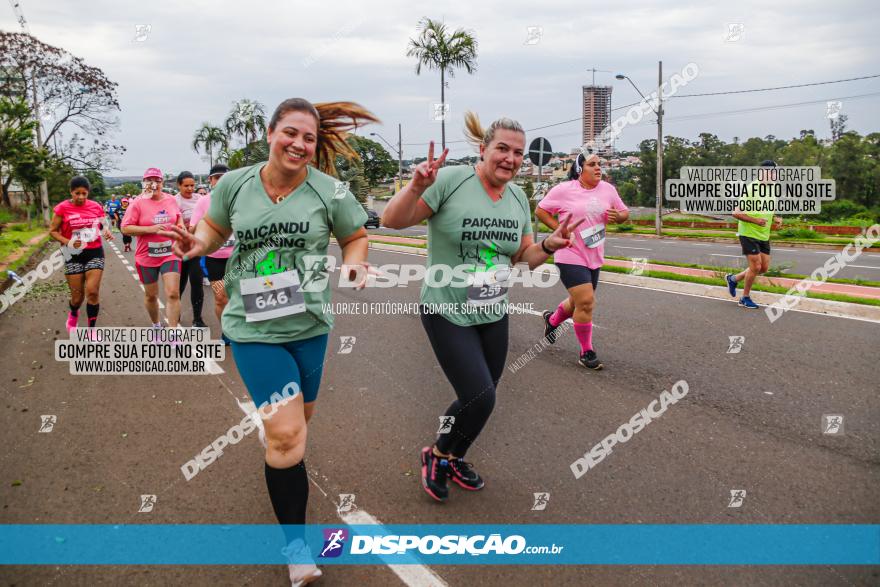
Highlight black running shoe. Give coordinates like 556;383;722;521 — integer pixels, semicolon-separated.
192;319;207;329
579;350;603;370
420;446;449;502
542;310;560;343
448;458;484;491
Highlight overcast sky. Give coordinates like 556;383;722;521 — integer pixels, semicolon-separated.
3;0;878;176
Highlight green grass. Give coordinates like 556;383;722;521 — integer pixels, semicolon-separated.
600;265;880;307
603;255;880;288
0;227;51;277
777;227;822;239
366;239;880;306
605;225;877;247
0;208;28;225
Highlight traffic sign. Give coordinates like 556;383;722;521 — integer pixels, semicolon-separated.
528;137;553;167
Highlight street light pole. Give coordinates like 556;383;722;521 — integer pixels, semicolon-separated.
616;65;664;236
369;129;403;193
656;60;663;236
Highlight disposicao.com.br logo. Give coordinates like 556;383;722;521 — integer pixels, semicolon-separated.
333;532;563;557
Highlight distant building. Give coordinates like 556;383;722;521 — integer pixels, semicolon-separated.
582;85;613;153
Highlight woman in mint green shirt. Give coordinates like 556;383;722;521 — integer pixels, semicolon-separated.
163;98;378;583
384;112;581;503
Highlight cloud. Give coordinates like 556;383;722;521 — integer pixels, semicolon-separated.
2;0;877;174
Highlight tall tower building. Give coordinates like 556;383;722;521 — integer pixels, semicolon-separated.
582;85;612;151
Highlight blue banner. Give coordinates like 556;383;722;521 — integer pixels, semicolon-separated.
1;525;877;565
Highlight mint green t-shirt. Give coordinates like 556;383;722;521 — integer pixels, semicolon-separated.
420;166;533;327
736;181;775;241
207;163;367;343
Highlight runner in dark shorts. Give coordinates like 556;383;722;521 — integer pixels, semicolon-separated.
725;160;783;309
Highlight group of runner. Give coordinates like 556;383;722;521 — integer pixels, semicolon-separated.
49;165;232;334
45;96;783;586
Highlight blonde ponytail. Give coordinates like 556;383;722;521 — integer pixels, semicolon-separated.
463;110;525;152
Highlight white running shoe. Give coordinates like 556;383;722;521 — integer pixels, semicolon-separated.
282;539;322;586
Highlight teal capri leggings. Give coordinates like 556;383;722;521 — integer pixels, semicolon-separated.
229;334;329;405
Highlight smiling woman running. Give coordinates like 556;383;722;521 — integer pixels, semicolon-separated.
383;112;581;503
164;98;378;585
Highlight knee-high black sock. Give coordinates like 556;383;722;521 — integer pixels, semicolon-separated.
69;303;80;315
265;460;309;545
86;303;99;327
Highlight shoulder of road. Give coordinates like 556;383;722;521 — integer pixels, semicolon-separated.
359;234;880;322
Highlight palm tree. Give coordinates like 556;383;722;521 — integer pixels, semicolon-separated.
225;99;267;162
407;18;478;150
192;123;227;168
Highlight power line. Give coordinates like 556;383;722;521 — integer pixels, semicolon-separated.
670;74;880;98
638;91;880;125
400;75;880;149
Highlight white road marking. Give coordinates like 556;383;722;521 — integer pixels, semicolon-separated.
365;245;878;324
614;246;652;251
339;509;448;587
600;280;880;324
110;242;224;372
845;265;880;270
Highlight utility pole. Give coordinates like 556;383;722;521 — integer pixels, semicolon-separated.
655;60;664;236
8;0;51;224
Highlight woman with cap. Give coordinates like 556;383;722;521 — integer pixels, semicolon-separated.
189;164;232;340
49;175;114;332
383;112;581;503
162;99;378;584
121;168;185;328
537;151;629;370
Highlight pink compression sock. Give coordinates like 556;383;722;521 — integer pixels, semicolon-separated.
573;322;594;353
549;302;572;327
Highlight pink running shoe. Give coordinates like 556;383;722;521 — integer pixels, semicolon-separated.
66;312;78;334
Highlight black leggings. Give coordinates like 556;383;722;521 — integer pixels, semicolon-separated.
178;257;204;321
421;311;508;458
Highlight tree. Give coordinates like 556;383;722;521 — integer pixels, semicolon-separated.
192;123;227;168
0;96;47;207
225;99;266;164
828;132;868;206
347;135;396;187
0;32;124;219
830;114;848;143
407;18;478;150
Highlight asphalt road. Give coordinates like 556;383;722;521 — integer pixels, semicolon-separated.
368;201;880;280
0;242;877;586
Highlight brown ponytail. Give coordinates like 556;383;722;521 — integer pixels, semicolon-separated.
269;98;380;176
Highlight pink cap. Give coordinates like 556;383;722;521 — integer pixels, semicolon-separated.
143;167;163;179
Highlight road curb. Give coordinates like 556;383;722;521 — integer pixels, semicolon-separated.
366;242;880;323
606;232;880;251
600;271;880;323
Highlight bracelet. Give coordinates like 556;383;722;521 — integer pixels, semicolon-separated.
540;239;553;255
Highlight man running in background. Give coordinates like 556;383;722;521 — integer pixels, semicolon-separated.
725;160;783;309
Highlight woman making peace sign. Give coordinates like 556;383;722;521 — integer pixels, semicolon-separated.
384;112;582;503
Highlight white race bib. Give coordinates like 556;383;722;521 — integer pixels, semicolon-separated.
579;223;606;249
466;266;511;306
148;240;173;258
72;228;97;244
240;270;306;322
